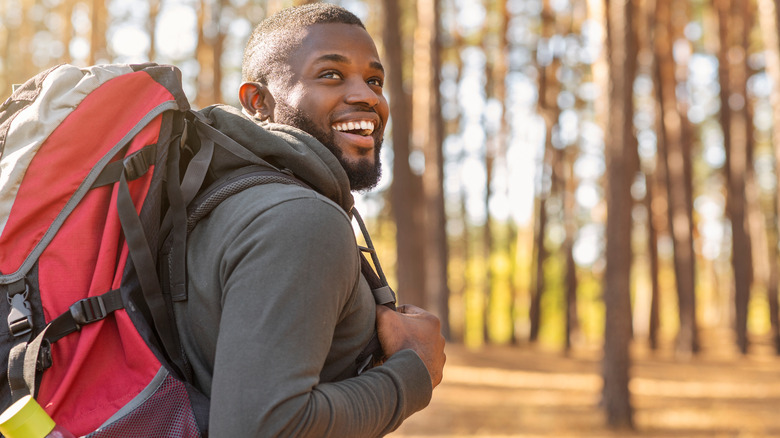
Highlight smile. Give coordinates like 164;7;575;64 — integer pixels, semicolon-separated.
332;120;375;137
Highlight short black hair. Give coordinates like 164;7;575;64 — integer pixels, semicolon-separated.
242;3;365;85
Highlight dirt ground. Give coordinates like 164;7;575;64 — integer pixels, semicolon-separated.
388;330;780;438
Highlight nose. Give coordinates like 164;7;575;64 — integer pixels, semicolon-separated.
344;79;380;109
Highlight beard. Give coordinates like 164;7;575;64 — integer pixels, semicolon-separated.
275;101;382;192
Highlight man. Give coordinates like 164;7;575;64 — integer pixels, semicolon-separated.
174;3;446;436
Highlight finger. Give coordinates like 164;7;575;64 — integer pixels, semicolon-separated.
376;304;393;316
396;304;423;315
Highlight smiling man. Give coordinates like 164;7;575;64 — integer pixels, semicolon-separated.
239;16;387;192
174;3;446;437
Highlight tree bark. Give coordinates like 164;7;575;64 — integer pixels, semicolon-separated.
529;192;548;343
756;0;780;353
717;0;753;354
562;148;579;351
482;35;495;343
415;0;450;339
603;0;635;428
483;145;494;343
529;0;560;342
646;172;662;350
195;0;226;108
89;0;109;64
148;0;161;61
638;0;663;350
381;0;428;310
655;0;699;356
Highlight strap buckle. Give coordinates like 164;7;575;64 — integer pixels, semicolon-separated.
69;296;108;328
123;147;155;181
7;292;32;337
8;282;33;337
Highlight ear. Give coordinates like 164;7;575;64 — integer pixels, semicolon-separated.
239;82;275;122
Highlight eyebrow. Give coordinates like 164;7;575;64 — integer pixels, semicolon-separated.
314;54;385;74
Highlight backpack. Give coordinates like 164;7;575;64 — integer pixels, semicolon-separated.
0;63;394;437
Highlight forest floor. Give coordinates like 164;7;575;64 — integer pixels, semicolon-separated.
387;328;780;438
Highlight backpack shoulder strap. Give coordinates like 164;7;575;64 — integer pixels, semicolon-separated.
186;165;309;233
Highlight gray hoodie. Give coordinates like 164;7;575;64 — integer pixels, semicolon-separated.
174;105;432;437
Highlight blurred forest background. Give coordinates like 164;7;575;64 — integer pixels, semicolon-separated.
4;0;780;431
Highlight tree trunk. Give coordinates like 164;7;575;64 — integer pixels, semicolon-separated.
89;0;109;64
59;0;76;64
743;1;767;312
645;171;662;349
212;0;226;105
529;193;548;343
415;0;450;339
483;146;494;343
195;0;226;108
482;41;495;344
602;0;635;428
638;0;663;350
15;0;36;82
195;0;209;108
456;186;470;344
493;0;514;344
148;0;161;61
655;0;699;356
562;148;579;351
382;0;427;312
717;0;753;354
767;188;780;353
529;0;560;342
756;0;780;353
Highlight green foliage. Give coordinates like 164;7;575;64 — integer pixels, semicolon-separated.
536;251;566;346
578;273;605;344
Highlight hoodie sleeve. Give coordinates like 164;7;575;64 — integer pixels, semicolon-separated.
188;186;432;437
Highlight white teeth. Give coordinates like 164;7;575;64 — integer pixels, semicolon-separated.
333;121;375;134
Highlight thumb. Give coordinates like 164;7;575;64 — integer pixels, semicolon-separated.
395;304;424;315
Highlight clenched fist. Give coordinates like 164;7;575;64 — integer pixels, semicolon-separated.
376;304;446;388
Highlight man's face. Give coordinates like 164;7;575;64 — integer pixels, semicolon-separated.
269;23;389;191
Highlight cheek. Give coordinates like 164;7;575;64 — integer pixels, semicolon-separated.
279;82;308;108
378;98;390;127
294;94;334;122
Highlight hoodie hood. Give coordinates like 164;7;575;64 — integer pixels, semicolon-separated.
199;104;354;213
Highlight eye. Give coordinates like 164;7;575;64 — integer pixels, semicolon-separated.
320;70;343;80
367;77;383;88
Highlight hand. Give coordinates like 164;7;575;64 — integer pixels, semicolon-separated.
375;304;446;388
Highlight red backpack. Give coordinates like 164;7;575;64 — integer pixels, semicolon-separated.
0;63;214;436
0;62;394;437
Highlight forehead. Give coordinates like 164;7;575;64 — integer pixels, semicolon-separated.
290;23;381;69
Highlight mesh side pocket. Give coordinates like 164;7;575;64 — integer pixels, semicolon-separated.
88;373;202;438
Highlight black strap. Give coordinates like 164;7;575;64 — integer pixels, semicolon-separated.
8;341;31;402
8;324;51;402
7;289;124;402
353;208;396;310
186;166;308;233
192;115;279;170
165;119;215;302
45;289;124;344
92;145;157;188
352;208;398;375
6;279;33;402
116;165;187;377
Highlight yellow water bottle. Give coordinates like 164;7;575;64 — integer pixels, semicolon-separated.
0;396;75;438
